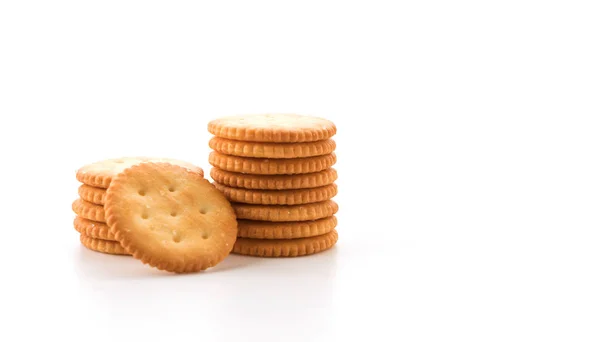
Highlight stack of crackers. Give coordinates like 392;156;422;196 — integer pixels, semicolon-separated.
208;114;339;257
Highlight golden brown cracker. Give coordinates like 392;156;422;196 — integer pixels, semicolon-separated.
208;114;336;143
76;157;204;188
232;200;338;222
237;216;337;239
209;137;336;159
214;182;337;205
73;216;116;240
105;162;238;273
80;234;129;255
72;198;105;222
232;230;338;257
78;184;106;205
210;167;337;190
209;151;336;175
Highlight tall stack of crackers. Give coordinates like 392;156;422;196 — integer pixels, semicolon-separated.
208;114;339;257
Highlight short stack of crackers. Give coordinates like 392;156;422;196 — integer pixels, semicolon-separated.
208;114;339;257
73;157;206;258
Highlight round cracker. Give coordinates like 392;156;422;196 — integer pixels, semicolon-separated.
208;114;336;143
80;234;129;255
209;137;336;159
232;230;338;257
209;151;336;175
74;216;115;240
76;157;204;188
72;198;105;222
214;182;337;205
210;168;338;190
105;162;238;273
237;216;337;239
232;200;338;222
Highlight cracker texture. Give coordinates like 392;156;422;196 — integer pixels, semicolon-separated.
214;182;337;205
72;198;105;222
237;216;337;239
105;162;238;273
77;157;204;188
209;152;336;175
208;114;336;143
232;200;338;221
78;184;106;205
80;234;129;255
210;168;337;190
209;137;335;159
233;230;338;257
74;216;115;240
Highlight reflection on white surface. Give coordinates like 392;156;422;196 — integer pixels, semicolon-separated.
73;242;339;341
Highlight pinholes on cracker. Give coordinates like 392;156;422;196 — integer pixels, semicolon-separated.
233;230;338;257
208;113;336;143
209;151;336;175
209;137;336;159
77;157;204;188
210;168;338;190
213;182;338;205
105;162;238;273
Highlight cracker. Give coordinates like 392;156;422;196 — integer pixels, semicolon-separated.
80;234;129;255
73;216;116;240
76;157;204;188
209;151;336;175
105;162;238;273
238;216;337;239
208;114;336;143
214;182;337;205
72;198;105;222
232;200;338;222
209;137;336;159
210;168;337;190
78;184;106;205
232;230;338;257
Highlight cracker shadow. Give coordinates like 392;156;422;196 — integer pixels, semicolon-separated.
207;253;265;273
74;246;167;279
74;245;264;279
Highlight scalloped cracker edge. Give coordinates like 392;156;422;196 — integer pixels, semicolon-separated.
233;230;338;257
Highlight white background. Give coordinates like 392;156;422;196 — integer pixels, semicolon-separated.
1;1;599;341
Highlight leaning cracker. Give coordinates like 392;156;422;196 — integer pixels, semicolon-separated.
232;200;338;222
208;114;336;143
210;168;338;190
105;162;238;273
214;182;337;205
78;184;106;205
238;216;337;239
233;230;338;257
72;198;105;222
80;234;129;255
77;157;204;188
209;137;336;159
209;151;336;175
73;216;116;240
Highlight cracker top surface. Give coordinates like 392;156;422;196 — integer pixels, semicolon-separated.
104;162;237;273
208;114;336;142
77;157;204;188
78;157;203;177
